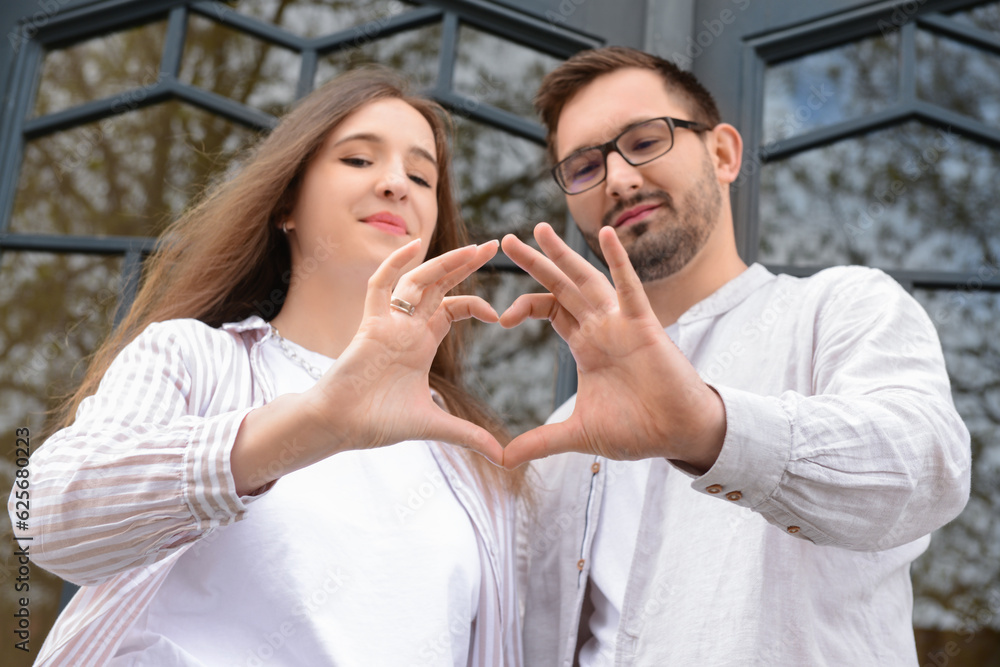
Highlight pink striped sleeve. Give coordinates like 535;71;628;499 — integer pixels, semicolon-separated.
10;319;264;587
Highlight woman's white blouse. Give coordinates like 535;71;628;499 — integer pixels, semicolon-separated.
14;316;521;666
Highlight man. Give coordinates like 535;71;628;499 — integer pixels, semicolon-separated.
500;46;970;665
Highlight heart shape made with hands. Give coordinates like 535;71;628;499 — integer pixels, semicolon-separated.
478;223;727;473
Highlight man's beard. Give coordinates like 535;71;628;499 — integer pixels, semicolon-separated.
582;154;723;283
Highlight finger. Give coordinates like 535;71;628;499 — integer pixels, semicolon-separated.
418;241;499;312
421;295;497;343
426;295;499;343
534;222;616;309
424;413;504;465
365;239;425;315
394;242;485;302
598;227;650;320
498;293;579;341
498;293;557;328
500;233;594;319
440;295;499;324
501;422;578;469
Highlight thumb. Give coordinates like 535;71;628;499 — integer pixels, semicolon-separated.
424;413;505;466
501;422;575;470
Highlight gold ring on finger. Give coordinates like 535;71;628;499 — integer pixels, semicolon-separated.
390;296;416;316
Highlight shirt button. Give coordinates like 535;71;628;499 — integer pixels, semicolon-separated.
577;559;586;571
591;462;601;474
787;526;800;534
706;484;723;494
726;491;743;501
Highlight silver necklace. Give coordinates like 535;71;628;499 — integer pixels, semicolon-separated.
269;325;323;380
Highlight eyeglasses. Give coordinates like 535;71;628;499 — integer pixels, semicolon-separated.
551;116;710;195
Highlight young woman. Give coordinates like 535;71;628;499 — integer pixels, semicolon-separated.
15;68;524;666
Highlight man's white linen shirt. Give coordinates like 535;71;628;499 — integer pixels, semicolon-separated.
519;263;971;666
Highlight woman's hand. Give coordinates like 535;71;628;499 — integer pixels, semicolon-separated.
232;240;501;495
310;238;502;457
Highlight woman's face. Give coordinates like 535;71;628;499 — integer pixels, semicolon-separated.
285;98;440;283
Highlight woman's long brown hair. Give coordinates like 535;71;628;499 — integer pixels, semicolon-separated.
53;67;524;499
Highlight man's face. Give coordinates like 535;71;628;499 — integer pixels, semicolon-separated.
554;67;723;283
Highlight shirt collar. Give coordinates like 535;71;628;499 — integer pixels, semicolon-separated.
677;263;776;324
221;315;272;336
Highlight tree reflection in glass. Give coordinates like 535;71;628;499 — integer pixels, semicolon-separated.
912;289;1000;656
759;122;999;273
12;102;257;238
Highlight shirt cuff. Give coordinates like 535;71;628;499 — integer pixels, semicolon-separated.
679;385;792;510
182;407;266;530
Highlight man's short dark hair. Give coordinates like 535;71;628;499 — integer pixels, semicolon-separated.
534;46;722;163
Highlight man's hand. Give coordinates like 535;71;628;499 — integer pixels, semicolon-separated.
499;223;726;471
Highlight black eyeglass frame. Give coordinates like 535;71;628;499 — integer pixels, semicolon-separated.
550;116;711;195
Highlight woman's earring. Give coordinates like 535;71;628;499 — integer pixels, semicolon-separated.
281;221;289;234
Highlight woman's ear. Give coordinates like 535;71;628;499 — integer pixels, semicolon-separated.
708;123;743;185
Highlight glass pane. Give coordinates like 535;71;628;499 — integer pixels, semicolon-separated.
315;22;441;91
466;271;560;436
180;14;300;116
451;117;568;244
454;25;562;121
762;33;899;145
223;0;416;39
0;252;123;434
911;288;1000;660
948;1;1000;34
758;121;1000;271
32;21;167;117
916;29;1000;127
11;102;258;237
